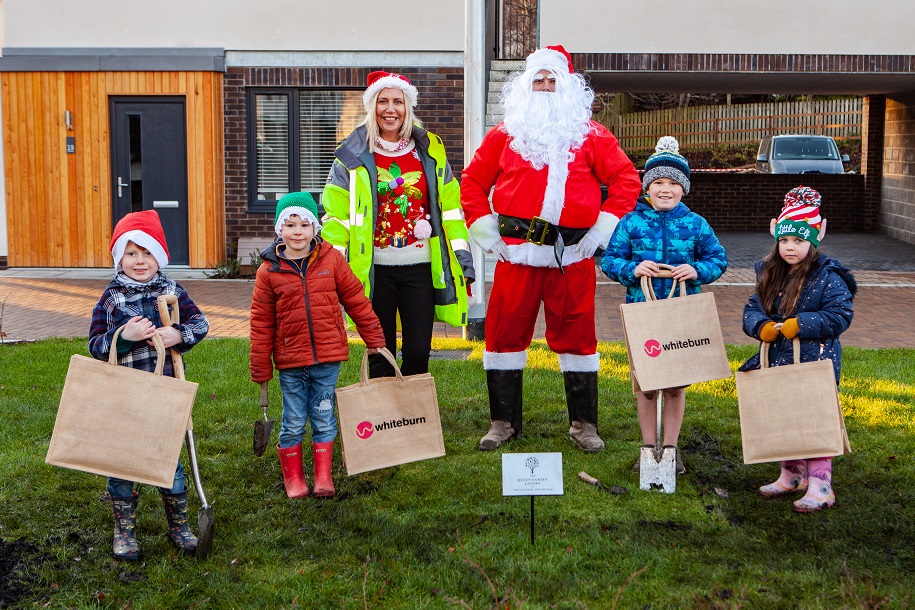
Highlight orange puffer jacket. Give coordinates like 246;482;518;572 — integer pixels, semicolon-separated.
249;238;386;383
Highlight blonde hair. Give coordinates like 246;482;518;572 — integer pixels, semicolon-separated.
362;88;423;151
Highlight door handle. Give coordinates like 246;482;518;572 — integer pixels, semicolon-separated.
117;177;129;198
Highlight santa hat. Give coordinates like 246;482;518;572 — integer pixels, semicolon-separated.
109;210;169;269
274;191;321;236
525;44;574;75
362;71;418;111
642;136;691;195
774;186;825;247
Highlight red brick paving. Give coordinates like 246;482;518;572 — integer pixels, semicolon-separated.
1;276;913;348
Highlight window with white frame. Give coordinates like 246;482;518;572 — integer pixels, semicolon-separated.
247;88;364;213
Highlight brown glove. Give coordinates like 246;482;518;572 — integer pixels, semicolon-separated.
780;317;800;339
759;321;779;342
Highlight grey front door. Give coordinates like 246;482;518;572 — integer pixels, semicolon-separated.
110;97;189;265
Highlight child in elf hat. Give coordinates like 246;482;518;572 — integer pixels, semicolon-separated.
249;192;385;499
88;209;210;561
739;185;856;513
601;136;728;474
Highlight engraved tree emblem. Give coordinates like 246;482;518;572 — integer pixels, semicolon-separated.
525;457;539;475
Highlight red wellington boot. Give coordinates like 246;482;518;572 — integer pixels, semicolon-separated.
312;442;335;498
277;444;310;498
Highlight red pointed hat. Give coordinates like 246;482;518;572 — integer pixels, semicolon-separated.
363;71;418;110
109;209;170;269
525;44;574;74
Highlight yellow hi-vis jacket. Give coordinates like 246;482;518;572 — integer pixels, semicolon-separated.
321;125;474;327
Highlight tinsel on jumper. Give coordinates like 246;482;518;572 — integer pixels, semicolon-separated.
374;158;431;248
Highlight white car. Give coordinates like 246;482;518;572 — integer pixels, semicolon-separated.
756;135;850;174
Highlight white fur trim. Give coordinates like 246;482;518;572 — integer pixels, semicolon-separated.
586;212;619;246
503;242;585;268
540;152;570;224
275;206;321;236
111;230;169;269
483;350;529;370
558;353;600;372
526;48;571;75
363;76;418;110
468;214;501;251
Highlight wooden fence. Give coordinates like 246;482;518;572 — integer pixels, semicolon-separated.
600;99;862;151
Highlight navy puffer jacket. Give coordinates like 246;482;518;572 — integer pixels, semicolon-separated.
739;253;856;383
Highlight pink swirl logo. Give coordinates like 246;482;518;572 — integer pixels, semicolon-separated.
355;421;374;439
644;339;662;358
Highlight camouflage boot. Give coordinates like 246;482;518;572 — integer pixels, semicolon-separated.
160;489;198;554
111;492;140;561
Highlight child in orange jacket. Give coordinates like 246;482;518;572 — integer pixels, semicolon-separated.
250;192;385;499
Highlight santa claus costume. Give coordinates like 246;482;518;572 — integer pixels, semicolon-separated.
461;45;641;452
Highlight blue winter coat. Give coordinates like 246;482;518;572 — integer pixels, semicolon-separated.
600;197;728;303
738;253;857;383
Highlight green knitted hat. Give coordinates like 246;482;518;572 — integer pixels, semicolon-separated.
274;192;321;236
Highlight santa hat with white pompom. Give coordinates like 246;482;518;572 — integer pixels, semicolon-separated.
641;136;691;195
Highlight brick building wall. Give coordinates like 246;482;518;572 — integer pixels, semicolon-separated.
882;93;915;245
684;174;867;232
223;66;464;260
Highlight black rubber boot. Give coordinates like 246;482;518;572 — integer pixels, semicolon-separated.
111;493;140;561
487;369;523;435
160;489;198;554
479;369;523;450
563;371;605;452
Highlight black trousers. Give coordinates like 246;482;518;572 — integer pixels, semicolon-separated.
368;263;435;378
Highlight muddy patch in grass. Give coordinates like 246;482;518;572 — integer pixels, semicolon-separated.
0;538;52;608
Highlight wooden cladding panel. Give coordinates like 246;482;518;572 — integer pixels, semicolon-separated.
2;71;224;268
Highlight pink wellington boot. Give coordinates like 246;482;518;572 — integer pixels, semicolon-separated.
277;444;310;498
758;459;808;498
794;458;835;513
312;442;335;498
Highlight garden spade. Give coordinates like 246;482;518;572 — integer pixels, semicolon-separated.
157;295;215;559
253;381;273;456
639;392;676;494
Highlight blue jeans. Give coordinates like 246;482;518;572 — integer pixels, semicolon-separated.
107;461;186;498
278;362;341;447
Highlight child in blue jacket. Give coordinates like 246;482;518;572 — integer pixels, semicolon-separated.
601;136;727;474
739;186;856;513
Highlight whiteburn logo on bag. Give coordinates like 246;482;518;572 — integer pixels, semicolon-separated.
355;417;428;440
643;336;712;358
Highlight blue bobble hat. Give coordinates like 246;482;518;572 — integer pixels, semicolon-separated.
274;192;321;236
642;136;691;195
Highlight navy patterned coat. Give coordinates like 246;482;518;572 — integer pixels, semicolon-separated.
739;253;856;383
600;197;728;303
88;272;209;377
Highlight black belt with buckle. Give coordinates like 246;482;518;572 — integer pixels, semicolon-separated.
498;215;588;247
497;215;590;272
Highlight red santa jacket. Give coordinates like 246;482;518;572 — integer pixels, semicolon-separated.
249;238;385;383
461;121;640;232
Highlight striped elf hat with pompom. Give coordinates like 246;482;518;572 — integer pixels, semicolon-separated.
773;185;826;247
642;136;691;194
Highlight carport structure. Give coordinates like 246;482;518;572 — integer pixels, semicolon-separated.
475;0;915;245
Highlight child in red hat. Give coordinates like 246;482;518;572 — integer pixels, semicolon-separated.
88;209;210;560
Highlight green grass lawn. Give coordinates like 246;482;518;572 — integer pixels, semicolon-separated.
1;338;913;609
